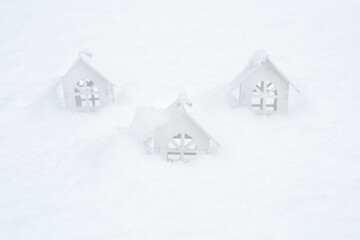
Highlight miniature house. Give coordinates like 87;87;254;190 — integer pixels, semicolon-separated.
130;94;217;162
57;50;116;112
230;50;298;114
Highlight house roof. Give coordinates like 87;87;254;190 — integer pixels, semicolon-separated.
130;95;218;146
166;92;193;111
157;105;214;142
230;50;299;92
61;50;119;87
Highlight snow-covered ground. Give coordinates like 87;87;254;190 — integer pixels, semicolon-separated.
1;0;360;239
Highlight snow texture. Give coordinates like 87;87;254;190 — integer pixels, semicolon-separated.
1;0;360;239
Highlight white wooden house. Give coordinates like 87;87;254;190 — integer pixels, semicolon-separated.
57;50;116;112
230;50;298;114
130;94;217;162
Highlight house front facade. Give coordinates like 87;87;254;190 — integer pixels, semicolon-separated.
154;111;211;162
232;50;298;114
59;54;115;112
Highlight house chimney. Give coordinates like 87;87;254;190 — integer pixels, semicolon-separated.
176;92;192;108
79;49;93;58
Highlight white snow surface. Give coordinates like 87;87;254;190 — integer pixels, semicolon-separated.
130;106;169;150
1;0;360;239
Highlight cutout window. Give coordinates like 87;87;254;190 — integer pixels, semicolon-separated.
167;133;197;162
74;79;100;109
251;81;278;112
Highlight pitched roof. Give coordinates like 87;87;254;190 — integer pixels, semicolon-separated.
230;50;299;92
166;92;193;111
130;95;218;146
156;105;214;142
62;50;119;87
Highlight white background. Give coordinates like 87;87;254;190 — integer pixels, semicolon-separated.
1;0;360;239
